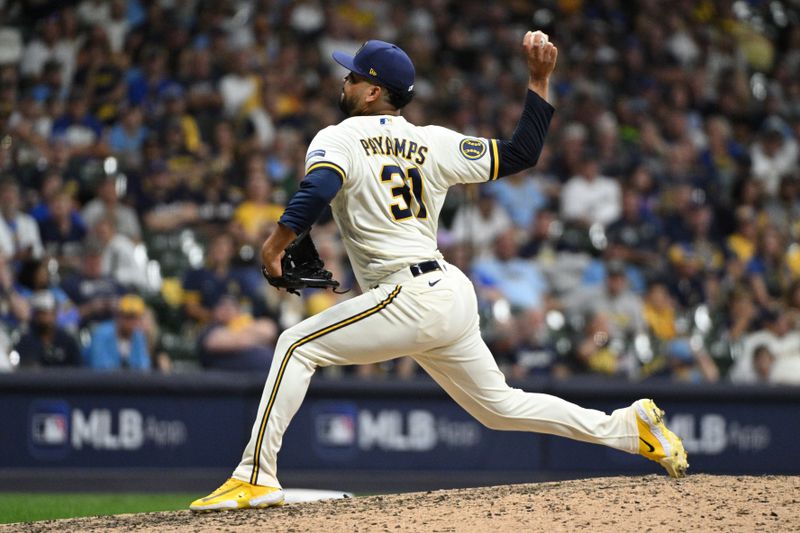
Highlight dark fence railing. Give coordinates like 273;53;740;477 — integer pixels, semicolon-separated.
2;370;798;491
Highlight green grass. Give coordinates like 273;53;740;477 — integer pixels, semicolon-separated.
0;492;197;524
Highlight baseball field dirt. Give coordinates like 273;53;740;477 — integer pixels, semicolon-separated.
3;474;798;532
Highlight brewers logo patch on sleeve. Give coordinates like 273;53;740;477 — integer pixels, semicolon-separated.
459;138;487;160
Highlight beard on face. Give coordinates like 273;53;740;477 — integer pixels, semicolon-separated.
338;91;359;116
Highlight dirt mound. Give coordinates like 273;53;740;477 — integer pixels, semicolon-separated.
5;474;799;532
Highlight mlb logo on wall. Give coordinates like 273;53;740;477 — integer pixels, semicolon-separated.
317;413;355;447
311;401;359;461
29;399;71;459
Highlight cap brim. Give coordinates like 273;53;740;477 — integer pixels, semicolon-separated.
332;51;364;76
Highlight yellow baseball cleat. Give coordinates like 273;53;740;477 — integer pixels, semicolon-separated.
190;478;285;512
634;399;689;478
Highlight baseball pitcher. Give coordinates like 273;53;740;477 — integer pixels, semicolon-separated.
191;30;688;512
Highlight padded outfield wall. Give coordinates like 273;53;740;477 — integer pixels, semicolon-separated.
0;370;796;492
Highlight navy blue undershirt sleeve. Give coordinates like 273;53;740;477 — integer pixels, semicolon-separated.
278;167;343;235
496;90;555;178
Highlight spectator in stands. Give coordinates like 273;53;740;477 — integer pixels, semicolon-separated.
74;26;125;126
661;182;697;244
670;201;723;264
697;115;747;205
0;179;44;260
722;287;759;348
29;59;66;103
14;290;81;368
731;176;765;215
206;120;237;179
197;295;277;372
560;157;621;229
107;104;148;170
29;171;65;224
473;229;549;313
730;308;800;384
519;208;559;262
183;47;223;144
641;281;719;383
0;253;30;329
182;232;250;324
92;214;151;293
595;112;634;179
725;205;759;264
7;89;52;168
663;339;720;384
60;239;121;328
785;280;800;330
605;187;663;270
102;0;130;55
449;186;512;259
81;176;141;241
752;344;775;384
140;305;171;372
156;83;204;157
37;189;86;270
16;258;79;332
126;46;173;115
41;138;82;195
50;90;108;159
581;243;647;296
764;174;800;240
161;117;204;192
76;0;111;27
19;14;75;84
564;260;645;342
231;164;283;249
750;116;798;198
219;50;274;149
573;312;626;376
664;246;709;310
85;293;150;370
487;170;548;230
550;122;588;182
136;160;201;232
0;330;12;371
747;226;800;308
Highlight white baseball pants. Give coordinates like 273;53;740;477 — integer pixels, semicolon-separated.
233;261;639;488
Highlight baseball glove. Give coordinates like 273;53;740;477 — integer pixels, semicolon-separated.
262;230;340;296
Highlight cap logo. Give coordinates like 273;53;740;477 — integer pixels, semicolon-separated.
369;68;377;76
459;138;486;160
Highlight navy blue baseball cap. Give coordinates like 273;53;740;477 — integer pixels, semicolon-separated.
332;40;415;95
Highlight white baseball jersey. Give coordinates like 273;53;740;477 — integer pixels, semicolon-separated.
231;113;644;491
304;115;500;288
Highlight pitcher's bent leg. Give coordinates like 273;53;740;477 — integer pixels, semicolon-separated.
416;328;639;453
232;285;417;487
232;329;316;488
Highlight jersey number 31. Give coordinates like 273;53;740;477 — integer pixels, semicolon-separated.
380;165;428;221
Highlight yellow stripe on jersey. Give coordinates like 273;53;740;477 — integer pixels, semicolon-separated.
308;162;347;183
249;286;402;485
490;139;499;181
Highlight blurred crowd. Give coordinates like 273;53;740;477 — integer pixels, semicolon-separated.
0;0;799;385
